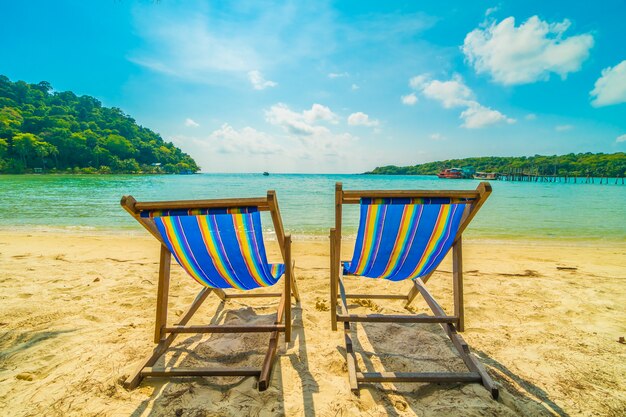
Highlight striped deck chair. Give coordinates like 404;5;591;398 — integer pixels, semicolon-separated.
120;191;299;391
330;182;498;398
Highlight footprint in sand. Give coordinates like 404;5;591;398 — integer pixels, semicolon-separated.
354;298;380;312
315;298;329;312
15;373;35;381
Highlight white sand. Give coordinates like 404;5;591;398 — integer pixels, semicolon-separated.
0;232;624;416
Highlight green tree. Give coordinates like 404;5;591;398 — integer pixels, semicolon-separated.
12;132;40;167
0;75;200;173
34;141;58;169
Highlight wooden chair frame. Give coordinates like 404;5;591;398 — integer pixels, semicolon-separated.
330;182;499;399
121;190;299;391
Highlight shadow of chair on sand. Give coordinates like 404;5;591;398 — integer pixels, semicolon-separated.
283;304;319;417
128;300;317;417
128;299;282;417
340;301;570;417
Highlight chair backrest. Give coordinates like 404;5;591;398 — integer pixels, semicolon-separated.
336;183;491;281
121;192;287;290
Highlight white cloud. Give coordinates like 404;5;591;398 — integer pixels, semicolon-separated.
409;74;514;128
264;103;359;162
525;113;537;121
184;118;200;127
351;84;360;90
430;133;445;141
348;112;380;127
304;104;339;124
485;7;499;17
409;74;429;90
590;60;626;107
421;75;474;108
555;124;573;132
248;70;277;90
616;134;626;143
328;72;349;78
463;16;594;85
401;93;418;105
460;103;515;129
129;3;335;84
265;103;338;136
188;124;284;156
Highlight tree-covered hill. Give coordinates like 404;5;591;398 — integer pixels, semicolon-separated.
0;75;199;174
366;153;626;177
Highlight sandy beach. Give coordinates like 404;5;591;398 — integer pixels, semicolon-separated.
0;231;624;416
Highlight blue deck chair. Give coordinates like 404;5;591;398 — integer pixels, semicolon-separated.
121;191;298;391
330;182;498;398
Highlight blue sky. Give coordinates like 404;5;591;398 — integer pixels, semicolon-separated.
1;1;625;173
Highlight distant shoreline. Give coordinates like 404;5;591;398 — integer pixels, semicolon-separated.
2;228;625;248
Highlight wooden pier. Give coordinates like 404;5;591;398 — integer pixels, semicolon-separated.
497;169;624;185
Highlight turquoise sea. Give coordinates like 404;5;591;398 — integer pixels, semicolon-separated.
0;174;624;243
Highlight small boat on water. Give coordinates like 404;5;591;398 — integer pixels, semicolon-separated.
262;171;269;176
473;172;497;180
436;168;464;179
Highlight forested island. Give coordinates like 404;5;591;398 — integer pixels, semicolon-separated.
0;75;199;174
366;153;626;177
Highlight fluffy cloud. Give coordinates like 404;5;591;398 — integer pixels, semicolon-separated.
460;103;515;129
184;118;199;127
401;93;418;105
555;124;573;132
590;60;626;107
207;124;283;154
421;76;474;108
463;16;594;85
264;103;358;161
525;113;537;121
348;112;380;127
304;104;339;124
328;72;349;78
265;103;338;136
409;74;429;90
616;134;626;143
409;74;514;128
248;70;277;90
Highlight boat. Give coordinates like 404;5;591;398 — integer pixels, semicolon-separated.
473;172;497;180
262;171;269;176
436;168;464;179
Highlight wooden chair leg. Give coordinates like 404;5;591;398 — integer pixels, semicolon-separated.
330;229;338;331
453;238;464;332
290;260;300;302
284;235;292;343
405;271;434;307
258;330;279;391
338;275;359;394
212;288;227;302
125;287;212;389
154;246;171;343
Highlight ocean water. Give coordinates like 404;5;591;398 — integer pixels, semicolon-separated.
0;174;624;243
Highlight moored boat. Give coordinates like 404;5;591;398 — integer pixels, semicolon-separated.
436;168;464;179
473;172;497;180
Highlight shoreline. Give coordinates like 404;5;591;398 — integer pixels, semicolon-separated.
2;227;625;248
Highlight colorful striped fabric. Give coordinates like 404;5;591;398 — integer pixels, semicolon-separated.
344;198;466;281
140;207;257;218
151;209;284;289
